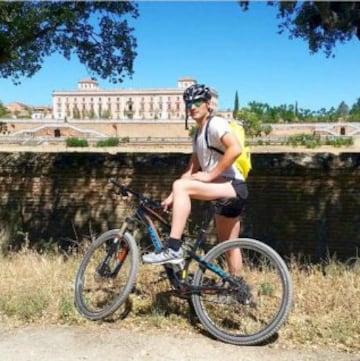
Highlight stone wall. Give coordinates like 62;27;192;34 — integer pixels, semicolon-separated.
0;152;359;261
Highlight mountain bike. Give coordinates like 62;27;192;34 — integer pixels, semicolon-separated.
74;178;293;346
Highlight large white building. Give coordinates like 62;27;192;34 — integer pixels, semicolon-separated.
52;77;218;121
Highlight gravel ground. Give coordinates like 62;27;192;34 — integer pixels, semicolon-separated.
0;326;359;361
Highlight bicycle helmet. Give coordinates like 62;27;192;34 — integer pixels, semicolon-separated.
183;84;212;129
183;84;212;103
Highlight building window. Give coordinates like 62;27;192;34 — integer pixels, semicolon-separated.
127;98;134;112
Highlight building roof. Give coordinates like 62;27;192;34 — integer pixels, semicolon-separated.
78;78;98;84
5;101;30;112
178;77;196;82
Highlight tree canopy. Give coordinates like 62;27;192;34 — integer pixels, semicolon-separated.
239;1;360;57
232;97;360;125
0;1;139;84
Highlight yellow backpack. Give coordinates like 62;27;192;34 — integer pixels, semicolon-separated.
204;117;252;179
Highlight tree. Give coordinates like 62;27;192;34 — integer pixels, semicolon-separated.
0;1;139;84
237;108;264;137
238;1;360;57
0;101;7;118
233;91;239;119
336;101;350;119
350;97;360;112
247;101;269;118
349;98;360;121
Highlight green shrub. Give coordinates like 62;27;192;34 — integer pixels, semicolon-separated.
286;134;321;148
66;137;89;147
324;136;354;147
286;134;354;149
96;137;120;147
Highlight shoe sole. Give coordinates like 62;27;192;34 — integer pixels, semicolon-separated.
142;258;184;265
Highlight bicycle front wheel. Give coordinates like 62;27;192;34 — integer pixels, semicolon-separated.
192;238;292;345
74;229;139;320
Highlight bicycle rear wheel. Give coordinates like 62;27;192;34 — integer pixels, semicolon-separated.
191;238;292;345
74;229;139;320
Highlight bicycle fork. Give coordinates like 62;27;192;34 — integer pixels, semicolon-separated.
97;224;130;278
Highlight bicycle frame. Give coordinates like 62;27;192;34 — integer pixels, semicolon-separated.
110;178;240;296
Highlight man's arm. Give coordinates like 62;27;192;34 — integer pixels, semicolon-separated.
209;132;242;179
191;132;242;182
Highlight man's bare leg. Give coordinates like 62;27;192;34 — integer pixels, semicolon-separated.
214;214;242;276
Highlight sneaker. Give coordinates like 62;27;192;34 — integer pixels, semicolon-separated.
142;247;184;265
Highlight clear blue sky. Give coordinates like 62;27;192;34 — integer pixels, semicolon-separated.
1;1;360;112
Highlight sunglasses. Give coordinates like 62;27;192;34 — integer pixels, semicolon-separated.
185;99;204;109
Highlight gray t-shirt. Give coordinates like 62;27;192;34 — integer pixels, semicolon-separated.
192;116;244;181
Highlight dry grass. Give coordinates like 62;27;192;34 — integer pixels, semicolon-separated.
284;261;360;351
0;248;359;352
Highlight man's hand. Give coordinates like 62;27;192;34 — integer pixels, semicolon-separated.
161;193;174;212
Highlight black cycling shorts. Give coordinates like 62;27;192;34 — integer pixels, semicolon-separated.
213;179;248;218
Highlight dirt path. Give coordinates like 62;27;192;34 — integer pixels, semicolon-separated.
0;326;358;361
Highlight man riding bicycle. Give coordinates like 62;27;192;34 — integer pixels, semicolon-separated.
142;83;248;274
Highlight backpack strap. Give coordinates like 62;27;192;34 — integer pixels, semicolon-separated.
204;116;225;155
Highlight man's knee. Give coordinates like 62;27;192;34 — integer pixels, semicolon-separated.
172;178;186;193
173;178;191;193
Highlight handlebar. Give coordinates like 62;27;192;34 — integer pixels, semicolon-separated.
108;178;163;210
